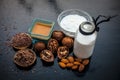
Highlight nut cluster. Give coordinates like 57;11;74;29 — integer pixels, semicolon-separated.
58;56;89;72
33;30;74;62
11;30;90;72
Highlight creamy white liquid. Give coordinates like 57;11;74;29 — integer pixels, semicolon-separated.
74;30;97;58
60;15;87;33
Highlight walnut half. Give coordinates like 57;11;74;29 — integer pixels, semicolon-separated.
57;46;69;59
40;50;54;62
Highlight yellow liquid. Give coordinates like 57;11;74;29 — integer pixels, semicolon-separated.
32;22;51;36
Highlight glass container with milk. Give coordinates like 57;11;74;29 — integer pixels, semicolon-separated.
57;9;93;37
74;22;97;59
58;9;97;59
58;9;113;59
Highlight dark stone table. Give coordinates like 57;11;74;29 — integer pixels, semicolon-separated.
0;0;120;80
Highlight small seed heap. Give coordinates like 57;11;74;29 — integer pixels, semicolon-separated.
58;56;89;72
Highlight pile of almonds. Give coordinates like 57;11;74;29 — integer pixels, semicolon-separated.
58;56;89;72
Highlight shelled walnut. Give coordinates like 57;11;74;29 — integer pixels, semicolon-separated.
57;46;69;59
11;33;32;49
40;50;54;62
14;49;36;67
47;39;59;53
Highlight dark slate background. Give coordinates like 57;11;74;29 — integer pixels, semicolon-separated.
0;0;120;80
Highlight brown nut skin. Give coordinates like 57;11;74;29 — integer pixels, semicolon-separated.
61;58;69;64
57;46;69;59
11;33;32;49
14;49;36;68
67;56;74;63
78;64;85;72
72;65;78;70
40;50;54;62
62;37;74;48
52;30;65;41
66;63;74;68
47;39;59;53
75;58;82;63
59;62;66;68
82;59;90;65
33;42;46;53
73;61;81;65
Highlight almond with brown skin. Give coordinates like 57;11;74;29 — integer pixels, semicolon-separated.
61;58;69;64
78;64;85;72
67;56;74;63
72;65;78;70
59;62;66;68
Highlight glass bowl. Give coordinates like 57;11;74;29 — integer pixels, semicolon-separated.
28;18;55;40
57;9;93;37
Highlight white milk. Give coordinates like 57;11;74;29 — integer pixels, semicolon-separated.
73;22;97;59
60;15;87;37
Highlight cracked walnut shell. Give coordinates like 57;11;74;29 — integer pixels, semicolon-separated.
57;46;69;59
40;49;54;62
47;39;59;53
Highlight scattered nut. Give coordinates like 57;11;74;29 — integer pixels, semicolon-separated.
66;63;74;68
59;62;66;68
67;56;74;63
61;59;69;64
62;37;74;48
75;58;82;63
47;39;59;53
78;64;85;72
73;61;81;65
40;49;54;62
57;46;69;59
52;30;65;41
82;59;89;65
72;65;78;70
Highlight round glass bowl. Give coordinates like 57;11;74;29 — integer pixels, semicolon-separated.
57;9;93;37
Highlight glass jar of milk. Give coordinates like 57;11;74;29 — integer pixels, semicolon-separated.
57;9;93;37
74;22;97;59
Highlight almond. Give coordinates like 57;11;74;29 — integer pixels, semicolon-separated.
59;62;66;68
61;59;69;64
66;63;74;68
67;56;74;63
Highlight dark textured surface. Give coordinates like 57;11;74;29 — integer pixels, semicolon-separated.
0;0;120;80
